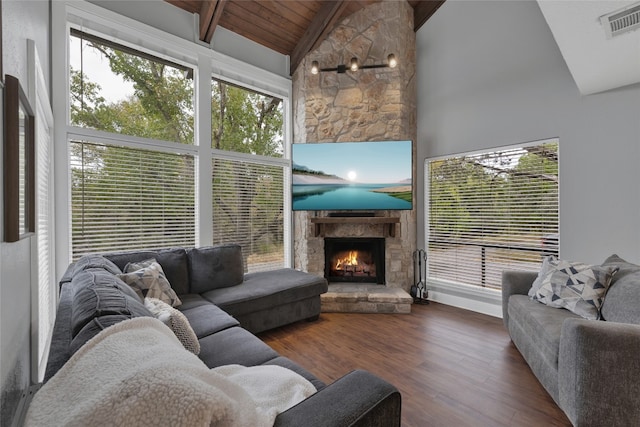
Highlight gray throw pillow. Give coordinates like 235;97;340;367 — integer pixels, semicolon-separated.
601;254;640;324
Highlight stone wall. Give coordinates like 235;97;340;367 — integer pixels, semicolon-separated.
292;0;417;292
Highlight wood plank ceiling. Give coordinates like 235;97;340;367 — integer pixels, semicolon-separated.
165;0;445;75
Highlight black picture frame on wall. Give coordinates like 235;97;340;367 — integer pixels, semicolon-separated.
3;74;35;242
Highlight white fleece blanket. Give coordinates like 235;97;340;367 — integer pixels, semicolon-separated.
26;317;316;427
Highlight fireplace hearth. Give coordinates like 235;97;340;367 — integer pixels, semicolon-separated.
324;238;385;284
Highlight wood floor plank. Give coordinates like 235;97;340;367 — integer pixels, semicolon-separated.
259;302;571;426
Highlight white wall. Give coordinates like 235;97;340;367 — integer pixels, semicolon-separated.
1;1;50;424
416;0;640;313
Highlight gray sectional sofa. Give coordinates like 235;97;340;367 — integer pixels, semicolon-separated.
502;254;640;427
44;245;402;426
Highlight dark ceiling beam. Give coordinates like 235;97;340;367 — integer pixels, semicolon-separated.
413;0;445;31
200;0;228;43
289;0;349;76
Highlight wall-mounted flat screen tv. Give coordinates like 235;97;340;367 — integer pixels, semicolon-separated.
292;140;413;211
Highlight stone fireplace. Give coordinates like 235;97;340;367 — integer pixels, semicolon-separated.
291;1;417;313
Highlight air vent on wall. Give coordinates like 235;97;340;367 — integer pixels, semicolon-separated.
600;2;640;39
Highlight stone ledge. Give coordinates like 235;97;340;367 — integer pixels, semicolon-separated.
321;284;412;314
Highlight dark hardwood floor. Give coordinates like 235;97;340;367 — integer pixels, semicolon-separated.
259;302;571;427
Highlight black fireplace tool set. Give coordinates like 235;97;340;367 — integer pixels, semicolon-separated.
411;249;429;304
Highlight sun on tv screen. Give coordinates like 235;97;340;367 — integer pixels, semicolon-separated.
292;140;413;211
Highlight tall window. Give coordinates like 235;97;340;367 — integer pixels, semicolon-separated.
211;79;286;272
68;30;196;258
426;140;559;290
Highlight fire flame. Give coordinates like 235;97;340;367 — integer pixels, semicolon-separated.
335;251;359;270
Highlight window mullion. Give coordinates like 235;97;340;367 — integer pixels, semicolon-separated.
197;55;213;247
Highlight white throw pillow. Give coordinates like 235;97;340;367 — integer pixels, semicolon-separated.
144;297;200;355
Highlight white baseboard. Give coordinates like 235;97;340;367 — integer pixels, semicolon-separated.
426;280;502;318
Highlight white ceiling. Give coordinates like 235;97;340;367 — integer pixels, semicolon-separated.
537;0;640;95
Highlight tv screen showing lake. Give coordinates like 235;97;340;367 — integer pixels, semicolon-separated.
293;184;412;210
291;140;413;210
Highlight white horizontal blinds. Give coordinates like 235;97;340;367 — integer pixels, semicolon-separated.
212;157;285;272
427;141;559;289
37;102;54;374
70;141;195;259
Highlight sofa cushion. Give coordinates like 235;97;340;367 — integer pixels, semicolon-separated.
178;295;240;339
197;326;279;369
509;294;582;368
72;254;122;276
201;268;328;317
70;269;141;301
118;259;182;307
187;245;244;293
70;272;152;338
144;298;200;354
105;248;190;295
601;254;640;324
602;254;640;283
70;314;129;355
532;256;618;320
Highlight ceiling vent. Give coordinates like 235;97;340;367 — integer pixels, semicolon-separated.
600;2;640;39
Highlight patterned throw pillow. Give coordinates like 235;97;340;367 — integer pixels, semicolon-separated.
144;298;200;355
118;259;182;307
528;255;555;297
532;256;618;320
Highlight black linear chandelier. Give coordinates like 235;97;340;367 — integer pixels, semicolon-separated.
311;54;397;74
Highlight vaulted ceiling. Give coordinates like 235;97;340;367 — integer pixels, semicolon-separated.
165;0;445;75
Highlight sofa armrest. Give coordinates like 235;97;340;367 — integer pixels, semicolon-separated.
274;370;401;427
559;318;640;427
501;270;537;328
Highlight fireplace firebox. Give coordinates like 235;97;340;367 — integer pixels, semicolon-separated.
324;238;385;284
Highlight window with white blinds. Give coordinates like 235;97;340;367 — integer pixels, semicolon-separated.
64;21;290;268
70;141;196;258
212;157;285;272
36;106;54;377
426;140;559;289
210;77;286;272
33;45;56;380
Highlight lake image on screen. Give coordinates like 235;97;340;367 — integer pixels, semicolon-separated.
292;141;412;211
